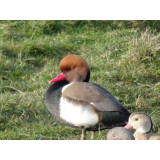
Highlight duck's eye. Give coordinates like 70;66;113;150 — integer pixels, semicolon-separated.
66;68;71;71
135;118;139;121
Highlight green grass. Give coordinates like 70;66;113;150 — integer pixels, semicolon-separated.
0;20;160;140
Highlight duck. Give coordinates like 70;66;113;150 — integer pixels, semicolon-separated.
125;112;160;140
45;54;130;140
106;127;135;140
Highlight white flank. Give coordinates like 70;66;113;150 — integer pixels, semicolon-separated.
59;97;99;128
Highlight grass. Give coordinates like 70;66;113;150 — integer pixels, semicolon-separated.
0;20;160;140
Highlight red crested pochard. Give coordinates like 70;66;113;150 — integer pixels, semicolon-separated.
125;112;160;140
45;54;130;140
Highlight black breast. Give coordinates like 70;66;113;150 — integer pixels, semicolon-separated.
45;80;68;122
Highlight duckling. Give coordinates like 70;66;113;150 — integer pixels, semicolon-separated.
125;112;160;140
106;127;135;140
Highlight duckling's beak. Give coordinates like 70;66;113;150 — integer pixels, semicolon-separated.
124;124;133;130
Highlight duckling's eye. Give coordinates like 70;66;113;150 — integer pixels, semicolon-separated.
135;118;139;121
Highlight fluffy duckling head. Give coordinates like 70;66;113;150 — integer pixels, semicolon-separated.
106;127;135;140
125;112;152;133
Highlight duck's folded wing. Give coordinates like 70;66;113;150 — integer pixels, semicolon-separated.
62;82;128;113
